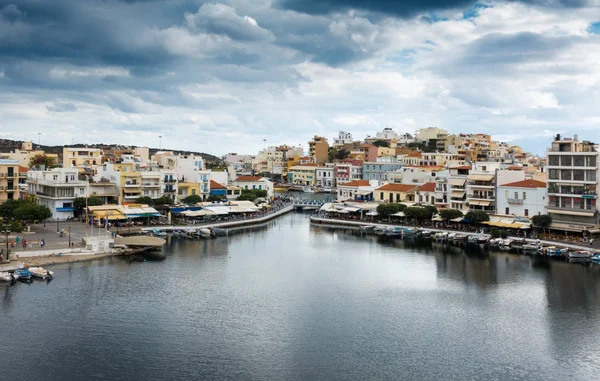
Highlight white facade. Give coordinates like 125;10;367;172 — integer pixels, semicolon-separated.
397;133;416;146
232;177;274;199
141;172;162;199
497;182;547;218
333;131;354;146
316;166;334;188
27;168;89;219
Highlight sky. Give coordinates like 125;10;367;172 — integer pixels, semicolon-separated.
1;0;600;156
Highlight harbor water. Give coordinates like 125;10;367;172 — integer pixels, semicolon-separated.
2;212;600;380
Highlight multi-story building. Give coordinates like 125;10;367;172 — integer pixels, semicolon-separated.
0;159;20;203
334;160;363;185
496;179;547;218
96;163;142;204
0;141;59;168
434;177;449;209
27;168;88;219
375;183;418;204
140;172;162;199
316;165;334;188
63;147;103;173
415;182;437;206
288;165;317;186
448;166;469;211
337;180;375;202
546;135;599;233
333;131;354;146
308;136;329;165
176;154;208;199
362;161;403;182
416;127;448;142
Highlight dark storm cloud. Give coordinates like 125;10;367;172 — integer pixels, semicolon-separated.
277;0;593;17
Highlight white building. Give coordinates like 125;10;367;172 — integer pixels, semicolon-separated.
375;127;398;140
337;180;375;202
466;168;524;214
316;165;335;188
27;168;89;219
333;131;354;146
177;154;210;199
497;179;547;218
232;176;274;199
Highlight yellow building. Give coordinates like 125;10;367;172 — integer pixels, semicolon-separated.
115;163;142;204
0;159;20;203
0;141;59;168
377;147;396;158
375;183;418;203
63;147;103;173
177;182;201;202
288;165;317;186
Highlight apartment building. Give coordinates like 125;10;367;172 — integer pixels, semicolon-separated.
0;159;20;203
316;165;334;188
546;135;599;232
448;166;469;212
308;136;329;165
27;168;88;219
288;165;317;186
333;131;353;146
362;161;403;181
0;141;59;168
496;179;547;218
63;147;103;173
334;160;363;185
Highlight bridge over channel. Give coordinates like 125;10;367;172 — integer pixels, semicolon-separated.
292;200;325;210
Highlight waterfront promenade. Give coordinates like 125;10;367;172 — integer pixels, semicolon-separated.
309;215;600;252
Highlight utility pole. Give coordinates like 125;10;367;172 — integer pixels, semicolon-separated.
159;135;163;150
38;132;41;148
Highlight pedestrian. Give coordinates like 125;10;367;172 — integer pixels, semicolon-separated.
41;238;45;248
22;239;26;248
590;238;594;247
15;236;20;245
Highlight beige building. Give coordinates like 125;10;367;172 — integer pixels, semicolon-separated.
0;159;20;203
63;147;103;173
375;183;418;203
288;165;317;186
308;136;329;165
0;141;59;168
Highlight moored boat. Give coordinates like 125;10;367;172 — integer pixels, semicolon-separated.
199;228;213;238
522;244;542;254
0;271;16;282
374;226;387;236
14;269;34;283
591;253;600;262
303;187;315;193
499;239;512;251
568;250;592;259
434;232;448;242
28;267;54;280
488;238;502;248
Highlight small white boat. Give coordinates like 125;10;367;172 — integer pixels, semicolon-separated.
374;226;387;236
199;228;212;238
488;238;502;247
303;187;315;193
522;244;542;254
323;187;332;193
0;271;15;282
568;251;592;259
28;267;54;280
499;239;512;251
434;232;448;241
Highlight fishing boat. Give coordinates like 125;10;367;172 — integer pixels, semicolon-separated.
151;228;168;237
14;269;34;283
374;226;387;236
434;232;448;242
303;187;315;193
402;228;417;238
418;230;433;239
359;225;374;233
545;247;568;257
0;271;16;282
467;235;479;244
522;244;542;255
568;250;592;259
199;228;213;238
452;233;467;243
591;253;600;262
323;187;332;193
28;267;54;280
499;239;512;251
488;238;502;248
477;236;489;245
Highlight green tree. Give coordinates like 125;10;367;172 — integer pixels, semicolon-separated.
422;205;438;219
404;206;429;222
376;203;401;217
328;147;337;163
465;210;490;225
237;193;257;201
335;149;350;161
490;227;500;238
73;196;104;216
136;196;153;205
183;195;202;204
372;140;390;148
439;209;463;221
28;153;57;169
396;203;407;212
153;196;173;205
14;203;51;221
207;195;225;202
532;214;552;229
0;199;22;220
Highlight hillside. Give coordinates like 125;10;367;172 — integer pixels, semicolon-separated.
0;139;223;166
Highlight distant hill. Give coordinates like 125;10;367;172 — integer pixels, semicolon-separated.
0;139;223;166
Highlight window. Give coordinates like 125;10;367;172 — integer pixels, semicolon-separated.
586;156;596;167
522;192;526;200
70;175;75;181
505;190;508;198
573;170;585;181
524;209;529;216
573;156;585;167
514;192;518;199
560;169;572;180
587;171;597;182
505;207;509;215
482;166;487;171
561;155;572;166
380;192;384;201
548;155;559;166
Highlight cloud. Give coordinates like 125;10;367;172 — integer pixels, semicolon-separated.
46;102;77;112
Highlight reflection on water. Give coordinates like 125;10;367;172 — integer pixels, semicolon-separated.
1;213;600;381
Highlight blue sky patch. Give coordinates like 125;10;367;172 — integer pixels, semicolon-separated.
590;22;600;34
463;3;491;20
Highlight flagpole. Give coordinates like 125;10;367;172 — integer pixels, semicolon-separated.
85;197;88;240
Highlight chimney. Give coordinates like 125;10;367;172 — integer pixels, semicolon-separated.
574;134;578;141
555;134;561;141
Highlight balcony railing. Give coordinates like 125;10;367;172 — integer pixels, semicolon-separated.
124;182;141;187
164;178;177;183
507;198;524;205
142;183;160;187
164;188;176;193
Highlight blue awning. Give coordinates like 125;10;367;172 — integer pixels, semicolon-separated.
56;207;74;212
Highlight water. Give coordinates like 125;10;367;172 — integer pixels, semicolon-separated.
2;213;600;380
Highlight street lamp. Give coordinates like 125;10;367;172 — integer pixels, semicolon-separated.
2;227;9;261
56;217;60;233
37;132;41;148
68;226;71;248
159;135;162;150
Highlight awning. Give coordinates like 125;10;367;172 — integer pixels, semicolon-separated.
355;190;373;196
366;211;379;216
549;222;594;232
469;200;492;206
432;215;443;221
184;209;216;217
547;208;595;217
450;191;465;198
468;174;494;181
344;206;361;212
392;211;406;217
449;178;466;186
92;210;127;220
203;206;230;215
450;217;464;222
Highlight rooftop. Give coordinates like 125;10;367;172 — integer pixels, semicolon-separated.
500;179;546;188
339;180;371;187
376;183;418;192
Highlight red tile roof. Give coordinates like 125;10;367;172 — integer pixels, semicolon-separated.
19;166;29;173
507;166;524;170
234;176;263;182
417;182;436;192
210;180;226;190
339;180;370;187
451;166;471;170
500;179;546;188
406;152;422;158
376;183;418;192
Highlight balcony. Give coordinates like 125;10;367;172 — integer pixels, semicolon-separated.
142;183;160;188
507;198;524;205
468;193;495;201
164;188;176;193
123;182;141;188
164;178;177;184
